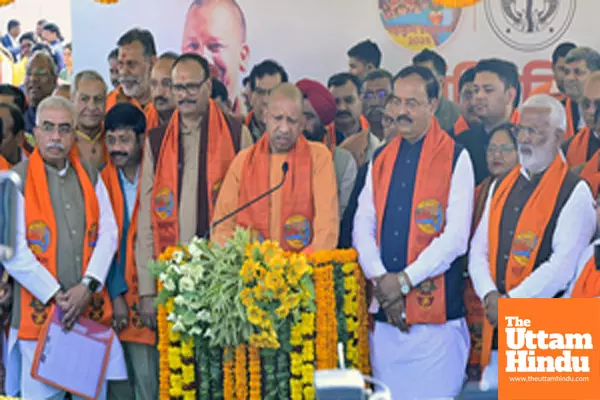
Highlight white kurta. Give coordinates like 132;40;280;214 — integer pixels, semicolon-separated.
353;148;475;399
468;166;596;391
3;169;127;398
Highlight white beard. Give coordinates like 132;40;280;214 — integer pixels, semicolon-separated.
518;139;557;174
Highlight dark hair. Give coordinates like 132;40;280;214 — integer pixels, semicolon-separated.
552;42;577;65
475;58;520;90
172;53;211;80
412;49;447;76
37;19;47;26
117;28;157;58
249;60;288;91
458;67;477;93
31;43;60;73
7;20;19;32
0;84;26;113
108;48;118;60
159;51;179;61
104;103;147;136
347;40;382;68
42;23;63;41
242;76;250;86
0;102;25;138
327;72;362;94
393;65;440;101
19;32;35;45
211;78;229;103
64;42;72;52
363;69;393;85
488;122;518;148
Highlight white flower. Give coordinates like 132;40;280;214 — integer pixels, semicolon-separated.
179;276;195;292
163;278;176;292
203;328;214;339
188;242;204;259
167;312;177;322
173;251;185;264
196;309;210;321
174;295;186;306
173;319;185;332
189;326;203;336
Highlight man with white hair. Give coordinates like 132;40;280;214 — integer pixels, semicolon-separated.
3;96;127;398
468;94;596;390
72;70;109;170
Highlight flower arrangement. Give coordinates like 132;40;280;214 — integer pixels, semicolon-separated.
154;229;371;399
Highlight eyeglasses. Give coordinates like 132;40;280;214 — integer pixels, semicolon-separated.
39;121;73;135
487;144;515;155
363;90;389;100
171;77;208;95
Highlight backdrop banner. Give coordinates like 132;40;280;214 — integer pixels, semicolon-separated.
70;0;598;103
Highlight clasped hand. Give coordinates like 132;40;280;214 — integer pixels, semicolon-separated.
374;273;410;333
55;284;92;331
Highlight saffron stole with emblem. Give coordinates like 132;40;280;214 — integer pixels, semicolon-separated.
480;155;569;367
236;134;315;252
372;119;457;324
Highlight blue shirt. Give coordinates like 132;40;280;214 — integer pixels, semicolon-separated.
105;167;139;300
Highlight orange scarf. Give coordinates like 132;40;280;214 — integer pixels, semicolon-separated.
101;163;156;345
324;115;369;153
144;103;160;133
580;151;600;198
106;85;144;113
481;155;568;366
0;155;10;170
21;148;112;340
453;115;470;137
244;110;254;127
236;134;314;251
566;126;593;166
372;118;454;324
571;252;600;298
564;97;576;141
150;100;236;257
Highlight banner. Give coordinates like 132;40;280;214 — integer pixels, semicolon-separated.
71;0;600;104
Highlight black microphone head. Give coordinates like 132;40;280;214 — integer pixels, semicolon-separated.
281;161;289;174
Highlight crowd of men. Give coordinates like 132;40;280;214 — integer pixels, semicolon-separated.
0;16;598;400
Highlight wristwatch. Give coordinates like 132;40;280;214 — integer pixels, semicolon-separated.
397;273;411;296
82;276;100;293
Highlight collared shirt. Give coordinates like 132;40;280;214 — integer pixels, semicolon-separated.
4;165;118;304
353;143;475;313
468;165;596;300
118;166;139;217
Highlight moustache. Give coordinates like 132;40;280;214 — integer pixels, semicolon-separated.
154;96;169;104
109;151;129;158
397;115;413;124
46;142;65;151
178;98;197;105
336;110;352;118
120;76;139;85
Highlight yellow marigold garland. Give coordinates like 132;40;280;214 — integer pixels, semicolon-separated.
157;286;170;399
248;345;261;400
313;263;338;370
181;337;197;400
235;344;248;400
343;261;359;367
223;347;235;400
354;265;372;376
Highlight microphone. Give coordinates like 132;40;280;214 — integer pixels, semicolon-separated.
204;161;289;239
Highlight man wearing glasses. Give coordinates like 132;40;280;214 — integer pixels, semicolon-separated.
23;52;57;134
135;53;252;331
353;65;474;399
4;96;127;398
361;69;393;142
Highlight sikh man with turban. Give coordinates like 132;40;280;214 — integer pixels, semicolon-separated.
296;78;357;218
